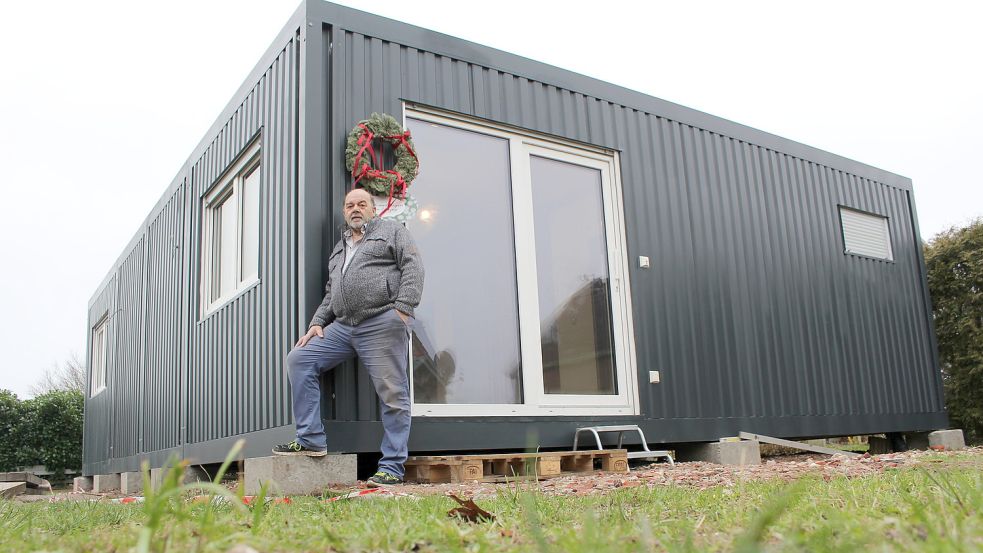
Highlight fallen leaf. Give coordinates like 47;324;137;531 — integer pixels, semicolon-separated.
446;493;495;522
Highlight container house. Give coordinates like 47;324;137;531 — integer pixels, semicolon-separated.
83;0;947;475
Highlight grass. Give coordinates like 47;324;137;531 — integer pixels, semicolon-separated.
1;452;981;552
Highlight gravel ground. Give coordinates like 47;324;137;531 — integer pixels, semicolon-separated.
15;446;982;502
383;446;983;499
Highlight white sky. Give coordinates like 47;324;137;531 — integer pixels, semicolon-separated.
1;0;980;398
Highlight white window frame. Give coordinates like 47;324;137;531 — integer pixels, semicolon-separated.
404;106;639;417
200;141;262;316
90;316;108;397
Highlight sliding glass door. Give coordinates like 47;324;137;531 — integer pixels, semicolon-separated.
404;108;637;416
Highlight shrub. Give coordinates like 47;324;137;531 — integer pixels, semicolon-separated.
924;218;983;443
0;389;84;478
0;390;27;470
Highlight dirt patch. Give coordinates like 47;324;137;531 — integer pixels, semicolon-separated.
384;446;983;499
19;447;981;503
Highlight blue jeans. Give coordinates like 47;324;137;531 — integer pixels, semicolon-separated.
286;309;412;478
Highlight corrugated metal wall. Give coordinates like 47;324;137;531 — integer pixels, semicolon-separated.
84;24;302;473
185;35;300;445
322;23;944;426
109;240;144;459
143;185;184;453
628;129;942;421
83;276;116;472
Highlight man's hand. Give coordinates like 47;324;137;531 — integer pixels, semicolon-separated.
295;325;324;348
395;310;410;324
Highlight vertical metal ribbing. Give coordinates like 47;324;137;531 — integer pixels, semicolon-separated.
179;37;299;444
142;186;183;453
352;16;941;430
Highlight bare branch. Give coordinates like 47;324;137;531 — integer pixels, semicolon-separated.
30;353;86;395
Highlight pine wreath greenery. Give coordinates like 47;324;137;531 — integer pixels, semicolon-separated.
345;113;419;197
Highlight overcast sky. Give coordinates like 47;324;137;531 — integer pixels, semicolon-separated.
1;0;980;398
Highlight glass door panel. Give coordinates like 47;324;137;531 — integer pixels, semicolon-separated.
405;118;523;404
529;156;617;395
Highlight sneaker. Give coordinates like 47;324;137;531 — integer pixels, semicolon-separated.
272;440;328;457
366;471;403;487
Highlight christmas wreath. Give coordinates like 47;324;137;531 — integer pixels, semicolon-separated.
345;113;419;215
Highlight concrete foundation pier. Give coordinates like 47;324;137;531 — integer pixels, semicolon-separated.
148;464;209;491
928;429;966;451
676;439;761;466
92;473;121;493
905;429;966;451
73;476;93;493
120;472;144;495
244;455;358;495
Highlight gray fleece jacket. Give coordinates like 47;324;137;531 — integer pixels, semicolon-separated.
309;217;424;327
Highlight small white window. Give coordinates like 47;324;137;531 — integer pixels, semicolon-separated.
839;206;893;261
201;141;261;314
90;317;108;397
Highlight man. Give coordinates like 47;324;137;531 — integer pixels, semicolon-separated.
273;187;424;487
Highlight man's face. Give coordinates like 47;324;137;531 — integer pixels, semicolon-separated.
344;189;376;231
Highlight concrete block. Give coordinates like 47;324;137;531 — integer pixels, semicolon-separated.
73;476;93;493
149;465;208;490
677;440;761;466
244;455;357;495
120;472;143;495
929;429;966;451
1;482;27;498
149;468;164;490
0;472;44;487
93;473;121;493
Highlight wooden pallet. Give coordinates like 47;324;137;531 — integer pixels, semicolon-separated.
404;449;628;484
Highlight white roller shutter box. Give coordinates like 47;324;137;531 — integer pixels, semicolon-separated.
840;207;893;260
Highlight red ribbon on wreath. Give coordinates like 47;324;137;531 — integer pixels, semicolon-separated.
350;124;418;216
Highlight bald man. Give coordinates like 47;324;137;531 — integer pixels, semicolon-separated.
273;188;424;487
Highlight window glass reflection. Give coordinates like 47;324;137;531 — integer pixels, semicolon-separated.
405;119;523;404
530;156;617;395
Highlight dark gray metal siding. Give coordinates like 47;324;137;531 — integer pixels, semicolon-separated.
629;130;942;421
83;15;305;473
83;276;116;474
109;239;144;460
185;35;300;446
143;185;184;453
310;2;946;441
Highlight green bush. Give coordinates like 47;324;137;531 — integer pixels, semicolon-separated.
0;389;84;479
924;218;983;444
0;390;27;470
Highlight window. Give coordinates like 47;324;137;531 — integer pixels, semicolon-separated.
404;107;638;416
839;206;893;261
90;317;108;397
201;141;261;313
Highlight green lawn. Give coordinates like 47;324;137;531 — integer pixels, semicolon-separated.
1;454;981;552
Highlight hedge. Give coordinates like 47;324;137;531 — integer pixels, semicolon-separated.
924;218;983;444
0;389;84;479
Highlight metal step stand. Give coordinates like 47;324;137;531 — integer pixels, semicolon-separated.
573;425;674;466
